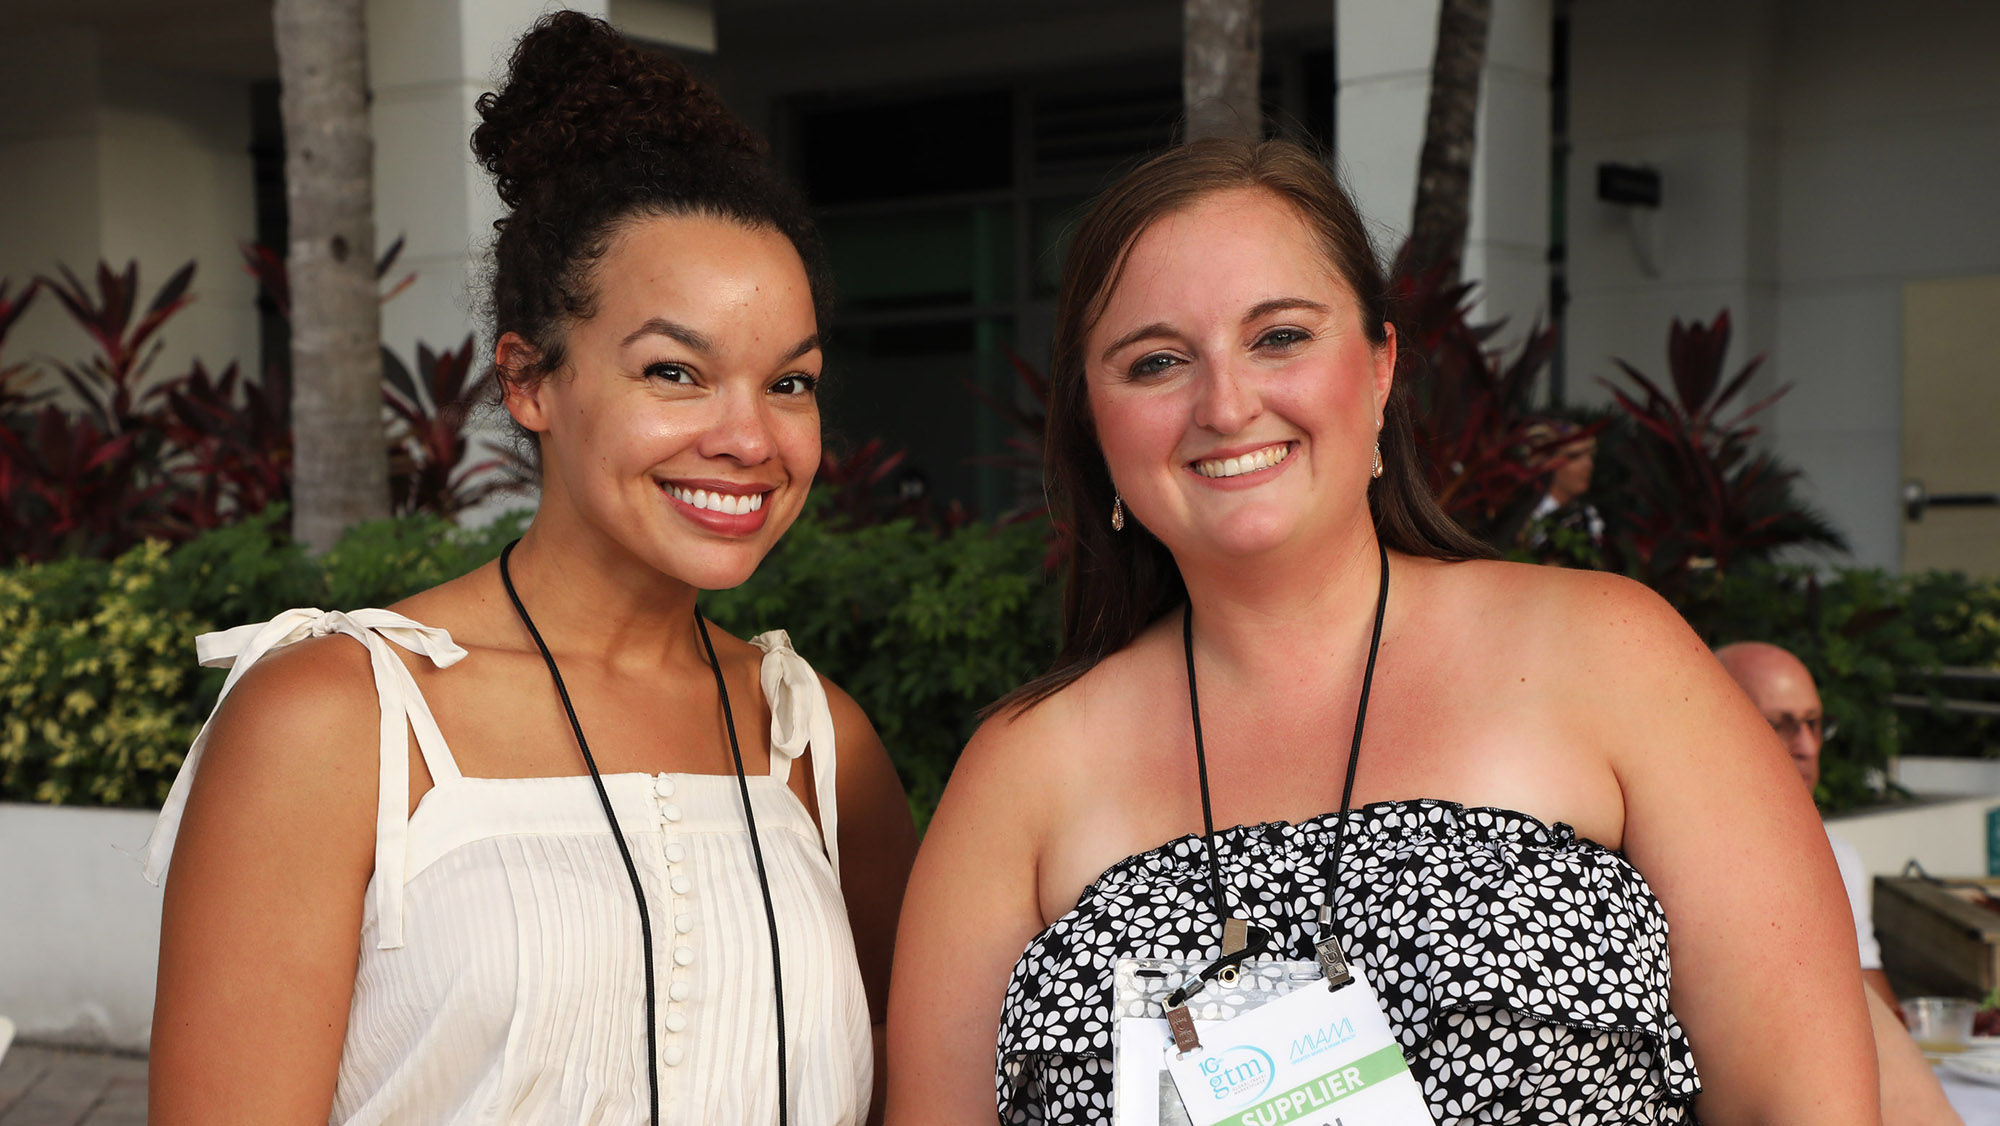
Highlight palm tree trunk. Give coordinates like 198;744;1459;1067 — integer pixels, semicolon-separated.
1398;0;1492;285
275;0;388;552
1184;0;1263;144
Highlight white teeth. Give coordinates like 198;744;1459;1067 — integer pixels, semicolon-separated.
666;484;766;514
1194;443;1291;479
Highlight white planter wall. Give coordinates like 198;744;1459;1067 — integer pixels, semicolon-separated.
1827;793;2000;883
0;802;162;1050
1896;756;2000;801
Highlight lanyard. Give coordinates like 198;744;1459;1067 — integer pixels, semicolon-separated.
499;542;789;1126
1178;536;1389;996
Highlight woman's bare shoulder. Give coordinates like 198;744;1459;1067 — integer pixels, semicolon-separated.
1432;558;1734;755
1430;557;1699;661
953;629;1175;833
203;632;391;787
169;632;386;887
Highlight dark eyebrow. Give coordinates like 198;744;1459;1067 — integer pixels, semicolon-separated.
1098;322;1177;363
620;320;819;368
1098;298;1333;364
619;318;713;352
780;333;821;365
1244;297;1330;323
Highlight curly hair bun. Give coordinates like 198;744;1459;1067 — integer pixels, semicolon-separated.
472;10;763;211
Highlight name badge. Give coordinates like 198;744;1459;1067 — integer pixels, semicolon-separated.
1113;958;1320;1126
1164;963;1434;1126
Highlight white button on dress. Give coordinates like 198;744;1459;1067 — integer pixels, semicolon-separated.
142;615;871;1125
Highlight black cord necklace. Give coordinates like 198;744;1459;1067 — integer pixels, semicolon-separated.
498;540;789;1126
1184;536;1389;942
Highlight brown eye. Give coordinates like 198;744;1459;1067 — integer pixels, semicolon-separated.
643;362;696;385
770;374;819;396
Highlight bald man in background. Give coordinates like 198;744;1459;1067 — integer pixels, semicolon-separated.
1719;641;1961;1125
1716;641;1894;1008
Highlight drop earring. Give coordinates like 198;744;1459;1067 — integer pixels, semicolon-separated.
1371;441;1384;479
1111;494;1126;531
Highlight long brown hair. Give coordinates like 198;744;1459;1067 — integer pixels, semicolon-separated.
997;138;1491;714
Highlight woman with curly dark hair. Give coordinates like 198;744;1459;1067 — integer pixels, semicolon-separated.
144;13;914;1124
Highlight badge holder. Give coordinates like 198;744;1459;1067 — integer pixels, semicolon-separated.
1111;954;1324;1126
1110;914;1433;1126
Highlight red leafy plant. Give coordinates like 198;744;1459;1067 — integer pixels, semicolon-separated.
0;405;161;561
1598;309;1844;597
0;265;182;559
1394;265;1586;543
382;335;508;517
0;246;515;566
154;360;293;532
41;261;195;435
0;280;41;415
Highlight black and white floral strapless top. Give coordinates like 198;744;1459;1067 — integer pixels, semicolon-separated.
997;799;1701;1125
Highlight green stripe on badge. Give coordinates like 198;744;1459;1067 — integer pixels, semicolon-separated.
1228;1045;1410;1125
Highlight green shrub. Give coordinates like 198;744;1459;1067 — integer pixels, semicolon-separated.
10;494;1989;823
1687;565;2000;813
0;544;202;805
703;503;1058;824
1897;570;2000;762
0;508;529;807
0;500;1053;820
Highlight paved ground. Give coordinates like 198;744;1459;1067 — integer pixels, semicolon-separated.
0;1046;145;1126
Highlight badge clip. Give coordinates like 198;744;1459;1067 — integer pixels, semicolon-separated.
1313;934;1352;990
1166;1003;1202;1054
1217;917;1249;985
1312;904;1353;989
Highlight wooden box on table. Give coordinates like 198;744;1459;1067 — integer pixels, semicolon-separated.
1875;875;2000;999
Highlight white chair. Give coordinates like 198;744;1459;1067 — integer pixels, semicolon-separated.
0;1014;14;1067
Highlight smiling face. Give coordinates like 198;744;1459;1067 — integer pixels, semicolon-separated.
504;211;822;590
1084;187;1394;565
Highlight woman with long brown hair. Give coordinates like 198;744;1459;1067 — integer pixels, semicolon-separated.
886;139;1876;1123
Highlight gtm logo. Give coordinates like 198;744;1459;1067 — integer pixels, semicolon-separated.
1201;1045;1276;1104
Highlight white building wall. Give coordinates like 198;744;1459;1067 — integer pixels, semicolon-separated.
0;26;107;368
366;0;715;363
0;26;257;391
1336;0;1551;335
1564;0;1782;421
1566;0;2000;571
366;0;604;364
1768;0;2000;572
97;66;259;382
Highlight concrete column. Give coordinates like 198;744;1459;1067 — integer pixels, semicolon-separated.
366;0;717;362
365;0;600;362
1335;0;1551;333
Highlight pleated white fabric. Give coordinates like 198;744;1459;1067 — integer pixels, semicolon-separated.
143;610;872;1126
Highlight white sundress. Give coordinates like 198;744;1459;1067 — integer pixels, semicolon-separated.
142;608;873;1125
